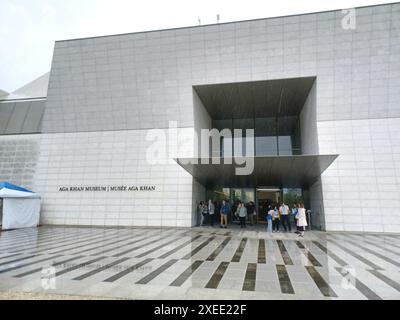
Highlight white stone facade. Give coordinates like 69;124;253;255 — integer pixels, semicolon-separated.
0;129;197;227
1;3;399;232
318;118;400;232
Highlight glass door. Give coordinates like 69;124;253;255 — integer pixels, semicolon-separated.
256;188;281;223
205;187;230;224
230;188;255;224
282;188;304;230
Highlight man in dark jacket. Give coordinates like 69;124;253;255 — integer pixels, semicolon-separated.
247;201;256;225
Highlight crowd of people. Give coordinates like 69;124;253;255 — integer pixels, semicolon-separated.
199;200;308;237
265;202;308;237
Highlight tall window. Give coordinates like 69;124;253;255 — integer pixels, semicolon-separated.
233;118;253;157
255;117;278;155
211;116;301;156
277;116;301;155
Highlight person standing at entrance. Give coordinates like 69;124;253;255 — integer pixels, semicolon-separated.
292;204;300;234
297;203;308;237
220;200;230;229
247;201;256;225
272;206;280;232
266;206;273;233
199;201;204;226
279;202;291;232
208;200;215;226
200;201;208;226
236;202;248;228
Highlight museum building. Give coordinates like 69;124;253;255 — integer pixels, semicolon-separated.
0;3;399;232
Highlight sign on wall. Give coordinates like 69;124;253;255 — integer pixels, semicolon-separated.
58;185;156;192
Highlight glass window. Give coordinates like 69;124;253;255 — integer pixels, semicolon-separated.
277;116;301;155
282;188;303;208
231;188;255;204
255;117;278;155
221;136;232;157
211;116;302;157
212;119;232;157
231;188;255;223
256;137;278;155
233;136;244;157
206;187;230;202
277;136;292;155
212;119;232;131
206;187;231;224
291;120;302;155
233;118;254;157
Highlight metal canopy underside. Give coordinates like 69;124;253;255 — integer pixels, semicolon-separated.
176;155;338;188
193;77;316;120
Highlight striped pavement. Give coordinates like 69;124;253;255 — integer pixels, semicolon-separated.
0;226;399;300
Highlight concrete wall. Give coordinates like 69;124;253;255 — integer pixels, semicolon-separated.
44;4;400;135
318;118;400;233
299;81;325;230
0;128;198;228
300;81;318;155
0;134;40;189
191;90;209;224
309;178;326;230
192;179;206;226
193;88;212;157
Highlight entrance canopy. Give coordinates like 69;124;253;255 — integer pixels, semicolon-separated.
176;155;338;188
194;77;316;119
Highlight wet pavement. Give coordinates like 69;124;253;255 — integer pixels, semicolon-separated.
0;225;399;300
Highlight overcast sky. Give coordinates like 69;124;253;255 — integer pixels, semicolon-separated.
0;0;395;92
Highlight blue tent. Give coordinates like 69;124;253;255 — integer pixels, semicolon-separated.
0;182;38;198
0;182;34;193
0;182;41;230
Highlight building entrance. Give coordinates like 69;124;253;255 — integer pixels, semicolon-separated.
231;188;255;224
256;188;281;223
205;187;305;226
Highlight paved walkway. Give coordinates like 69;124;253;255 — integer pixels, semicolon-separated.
0;291;119;300
0;225;399;300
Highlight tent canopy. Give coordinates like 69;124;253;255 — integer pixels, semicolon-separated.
0;182;40;199
0;182;41;230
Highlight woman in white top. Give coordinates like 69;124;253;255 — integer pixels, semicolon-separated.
296;203;308;237
272;206;280;233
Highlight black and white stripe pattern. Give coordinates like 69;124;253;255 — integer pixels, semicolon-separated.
0;226;399;300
